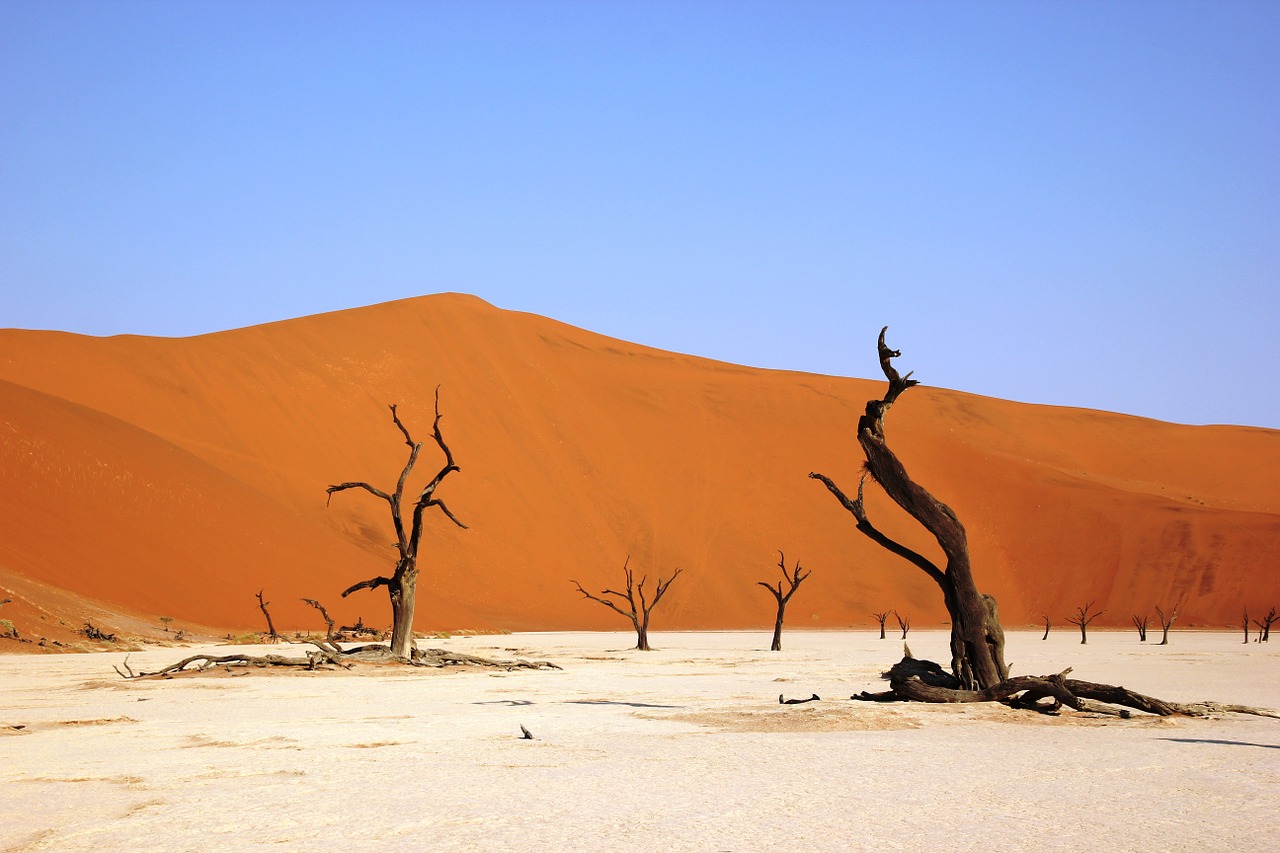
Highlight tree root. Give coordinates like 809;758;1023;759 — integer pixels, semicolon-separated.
113;642;561;679
851;656;1280;719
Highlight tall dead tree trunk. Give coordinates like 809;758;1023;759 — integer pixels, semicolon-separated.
572;558;682;651
757;550;811;651
1067;602;1103;645
1254;607;1276;642
1242;608;1250;644
1132;613;1149;642
873;611;890;639
810;327;1007;690
255;590;279;641
1041;614;1051;640
1156;601;1179;645
326;390;466;661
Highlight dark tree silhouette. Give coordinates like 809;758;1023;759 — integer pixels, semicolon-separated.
1041;614;1051;641
327;390;467;660
1066;602;1103;645
893;609;911;639
1242;608;1250;644
810;328;1007;690
255;590;280;641
757;550;811;651
1155;601;1179;646
1253;606;1276;642
872;611;890;639
1132;613;1149;642
572;558;682;651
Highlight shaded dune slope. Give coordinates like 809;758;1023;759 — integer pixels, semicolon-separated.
1;294;1276;642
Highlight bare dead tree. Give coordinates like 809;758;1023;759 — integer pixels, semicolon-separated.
810;327;1007;690
1041;614;1051;641
757;550;812;651
572;557;682;651
1066;602;1103;645
893;609;910;639
1155;601;1180;646
1254;607;1276;642
255;590;280;641
326;390;467;660
872;611;890;639
809;329;1278;719
1132;613;1149;642
302;598;336;641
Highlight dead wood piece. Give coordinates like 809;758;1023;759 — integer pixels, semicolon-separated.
779;693;821;704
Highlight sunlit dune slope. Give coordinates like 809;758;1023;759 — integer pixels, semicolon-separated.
1;293;1277;642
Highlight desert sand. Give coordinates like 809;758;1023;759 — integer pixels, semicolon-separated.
1;294;1277;645
3;629;1277;852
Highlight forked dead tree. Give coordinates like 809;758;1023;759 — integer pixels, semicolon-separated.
1132;613;1149;642
757;550;812;651
811;328;1276;719
1253;607;1276;643
1156;601;1179;645
1067;602;1103;645
1041;614;1051;641
327;391;467;660
893;609;910;639
256;590;280;641
303;598;336;640
572;557;682;651
873;611;890;639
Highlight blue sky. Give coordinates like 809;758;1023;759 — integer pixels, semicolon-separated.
2;1;1277;428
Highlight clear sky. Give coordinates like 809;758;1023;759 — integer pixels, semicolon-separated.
2;1;1278;428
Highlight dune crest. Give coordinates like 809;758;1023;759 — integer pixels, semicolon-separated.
1;293;1277;643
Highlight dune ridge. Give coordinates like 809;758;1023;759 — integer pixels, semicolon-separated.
1;293;1277;644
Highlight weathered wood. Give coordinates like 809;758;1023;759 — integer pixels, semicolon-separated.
255;590;279;640
811;328;1006;689
1066;601;1103;644
1156;601;1179;645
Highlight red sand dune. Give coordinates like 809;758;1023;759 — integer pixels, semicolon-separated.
1;293;1277;644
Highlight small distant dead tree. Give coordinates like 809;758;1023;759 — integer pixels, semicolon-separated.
82;621;116;642
1155;601;1180;645
893;609;911;639
159;616;173;633
757;550;811;651
1132;613;1149;642
1066;602;1103;645
1041;614;1051;641
1242;608;1250;643
1253;607;1276;643
255;590;280;641
572;557;682;651
327;391;467;661
873;611;890;639
302;598;336;640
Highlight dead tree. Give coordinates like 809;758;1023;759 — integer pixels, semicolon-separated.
572;557;682;651
809;329;1278;718
757;550;811;651
893;609;910;639
1242;608;1250;643
810;327;1007;690
1156;601;1179;645
255;590;280;641
873;611;890;639
1041;614;1051;641
1254;607;1276;642
1132;613;1149;642
1066;602;1103;645
302;598;336;640
327;391;466;661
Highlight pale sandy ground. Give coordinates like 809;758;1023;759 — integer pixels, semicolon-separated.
2;629;1277;853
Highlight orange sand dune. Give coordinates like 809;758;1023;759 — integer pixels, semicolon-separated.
1;293;1277;644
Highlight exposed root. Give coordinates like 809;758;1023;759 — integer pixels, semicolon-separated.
850;655;1280;719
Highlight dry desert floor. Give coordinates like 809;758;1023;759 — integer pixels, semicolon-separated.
3;629;1278;852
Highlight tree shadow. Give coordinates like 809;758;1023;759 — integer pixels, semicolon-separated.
473;699;534;706
1159;737;1280;750
563;699;684;709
